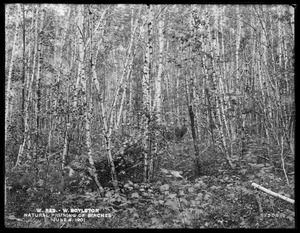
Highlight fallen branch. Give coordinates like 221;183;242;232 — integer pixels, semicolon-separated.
252;182;294;204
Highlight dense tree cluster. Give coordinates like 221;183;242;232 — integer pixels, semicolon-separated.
5;4;294;228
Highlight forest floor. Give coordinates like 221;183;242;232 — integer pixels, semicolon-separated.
5;139;295;228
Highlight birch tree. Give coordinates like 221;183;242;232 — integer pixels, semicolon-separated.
5;4;21;144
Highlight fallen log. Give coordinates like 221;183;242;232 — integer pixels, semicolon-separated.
251;182;294;204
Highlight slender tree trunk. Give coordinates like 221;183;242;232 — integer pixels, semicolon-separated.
90;14;119;190
5;4;20;144
154;5;165;122
188;104;200;177
142;4;153;182
116;6;141;129
16;7;39;167
21;4;26;131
